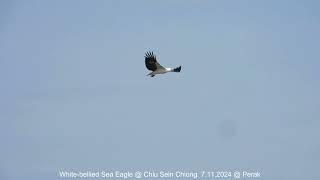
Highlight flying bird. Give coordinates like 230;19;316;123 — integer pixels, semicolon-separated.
145;51;181;77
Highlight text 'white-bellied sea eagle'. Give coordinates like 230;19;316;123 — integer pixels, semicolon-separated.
145;51;181;77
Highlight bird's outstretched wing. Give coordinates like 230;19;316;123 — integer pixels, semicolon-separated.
145;51;165;71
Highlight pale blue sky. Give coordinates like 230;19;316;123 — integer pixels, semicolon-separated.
1;0;320;179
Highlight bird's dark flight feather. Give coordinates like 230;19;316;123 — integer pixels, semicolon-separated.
145;51;158;71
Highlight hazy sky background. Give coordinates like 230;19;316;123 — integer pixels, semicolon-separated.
1;0;320;179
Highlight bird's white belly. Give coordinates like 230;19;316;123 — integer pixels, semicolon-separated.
153;69;168;74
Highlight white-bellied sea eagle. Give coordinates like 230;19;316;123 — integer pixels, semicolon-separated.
145;51;181;77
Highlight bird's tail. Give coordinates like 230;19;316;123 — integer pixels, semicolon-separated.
173;66;181;72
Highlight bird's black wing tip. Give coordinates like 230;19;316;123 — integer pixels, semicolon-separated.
145;51;155;58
